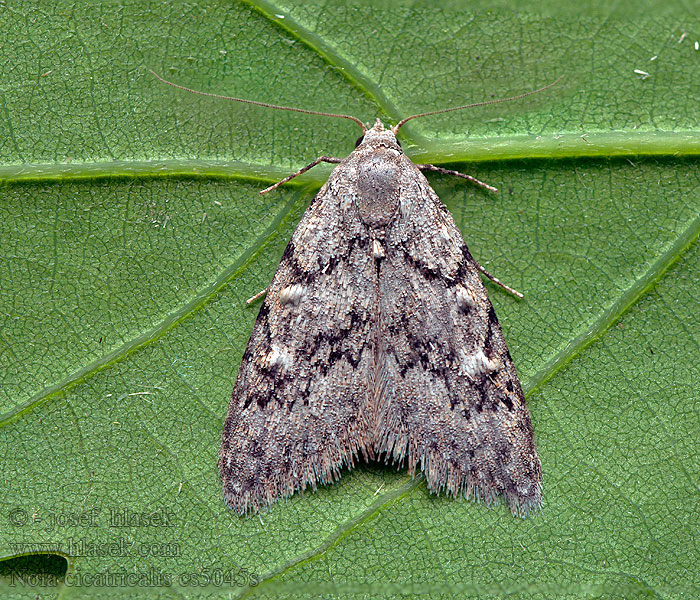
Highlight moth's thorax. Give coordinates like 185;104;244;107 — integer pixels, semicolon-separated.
353;120;403;228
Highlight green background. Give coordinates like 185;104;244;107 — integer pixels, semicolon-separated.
1;1;699;598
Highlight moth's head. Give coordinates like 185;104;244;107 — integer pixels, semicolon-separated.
354;118;402;152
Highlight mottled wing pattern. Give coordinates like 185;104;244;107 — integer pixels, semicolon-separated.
222;121;541;516
220;166;378;514
374;158;542;515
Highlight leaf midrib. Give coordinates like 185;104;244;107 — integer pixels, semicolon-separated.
2;128;700;186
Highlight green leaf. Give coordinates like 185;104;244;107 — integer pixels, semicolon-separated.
1;1;699;599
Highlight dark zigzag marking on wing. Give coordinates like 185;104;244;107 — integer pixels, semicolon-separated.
282;235;371;282
397;243;480;286
382;310;504;417
240;233;373;410
384;251;519;416
301;309;372;376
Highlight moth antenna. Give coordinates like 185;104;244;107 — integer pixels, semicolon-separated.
150;70;367;133
392;76;563;133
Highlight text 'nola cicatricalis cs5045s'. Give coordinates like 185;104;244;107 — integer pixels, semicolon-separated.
151;71;560;517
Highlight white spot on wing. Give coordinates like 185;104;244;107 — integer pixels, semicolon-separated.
439;223;451;241
456;284;478;310
279;284;306;306
459;349;501;378
265;345;293;371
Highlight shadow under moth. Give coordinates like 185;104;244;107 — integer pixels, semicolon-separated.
151;71;558;517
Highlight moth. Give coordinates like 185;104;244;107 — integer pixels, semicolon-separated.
151;72;558;517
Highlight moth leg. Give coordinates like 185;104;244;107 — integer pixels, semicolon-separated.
416;164;497;193
245;286;268;305
477;264;523;299
260;156;343;195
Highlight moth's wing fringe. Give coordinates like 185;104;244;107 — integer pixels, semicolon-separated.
374;425;542;517
223;430;373;515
